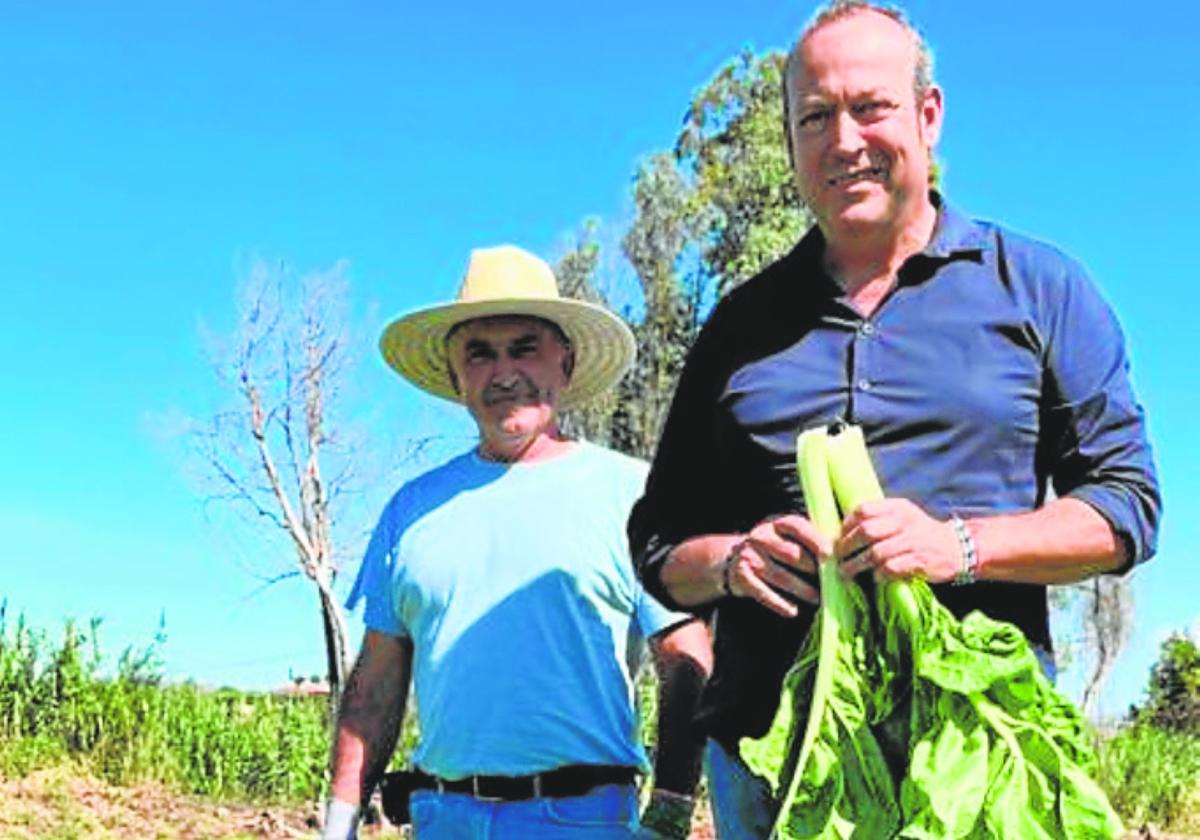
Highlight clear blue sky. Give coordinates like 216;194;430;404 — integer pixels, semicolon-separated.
1;1;1196;719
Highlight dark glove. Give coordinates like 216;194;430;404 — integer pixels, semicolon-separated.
636;789;694;840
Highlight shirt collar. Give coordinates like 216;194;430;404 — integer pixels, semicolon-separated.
791;192;991;269
780;192;990;300
922;192;991;259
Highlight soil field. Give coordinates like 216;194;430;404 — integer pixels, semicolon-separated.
4;768;1195;840
0;768;718;839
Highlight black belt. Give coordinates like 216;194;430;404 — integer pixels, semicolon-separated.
414;764;637;801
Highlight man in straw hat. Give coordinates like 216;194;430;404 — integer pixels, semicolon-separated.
322;245;712;839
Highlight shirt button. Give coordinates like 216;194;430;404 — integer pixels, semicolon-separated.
859;322;875;337
857;379;872;391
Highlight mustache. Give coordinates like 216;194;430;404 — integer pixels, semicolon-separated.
482;378;551;405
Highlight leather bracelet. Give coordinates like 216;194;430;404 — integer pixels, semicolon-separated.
721;539;747;597
950;515;978;586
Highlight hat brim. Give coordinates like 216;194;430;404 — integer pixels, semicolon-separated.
379;297;636;408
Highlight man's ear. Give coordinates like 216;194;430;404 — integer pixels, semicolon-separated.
561;348;576;381
919;84;944;150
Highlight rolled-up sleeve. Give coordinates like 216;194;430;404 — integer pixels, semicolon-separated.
1038;255;1161;568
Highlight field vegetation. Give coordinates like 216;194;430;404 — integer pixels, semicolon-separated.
0;607;336;805
1;606;1197;837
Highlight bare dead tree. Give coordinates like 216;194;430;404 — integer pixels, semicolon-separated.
189;258;356;716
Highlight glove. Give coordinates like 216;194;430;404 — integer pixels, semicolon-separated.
320;798;359;840
636;789;694;840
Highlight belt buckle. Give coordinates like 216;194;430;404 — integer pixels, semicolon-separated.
471;776;504;803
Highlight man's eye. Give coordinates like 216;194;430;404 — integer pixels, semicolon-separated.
797;110;830;133
511;342;538;358
852;101;891;121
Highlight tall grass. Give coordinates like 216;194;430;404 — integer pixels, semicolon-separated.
0;603;329;803
4;603;1198;827
1099;723;1200;831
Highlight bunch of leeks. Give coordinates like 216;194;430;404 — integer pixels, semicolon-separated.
739;424;1123;839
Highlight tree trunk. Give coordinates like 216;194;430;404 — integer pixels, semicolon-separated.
316;577;351;720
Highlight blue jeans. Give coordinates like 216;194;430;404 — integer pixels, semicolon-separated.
409;783;639;839
704;739;777;840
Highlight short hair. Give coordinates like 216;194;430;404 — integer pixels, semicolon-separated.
782;1;936;156
445;314;572;354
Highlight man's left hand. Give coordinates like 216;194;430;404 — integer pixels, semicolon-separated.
836;499;961;584
636;789;694;840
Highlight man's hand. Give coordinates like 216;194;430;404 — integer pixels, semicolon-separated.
320;798;360;840
636;789;695;840
836;499;960;583
725;514;829;617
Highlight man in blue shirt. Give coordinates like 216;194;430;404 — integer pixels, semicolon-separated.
324;246;712;839
628;2;1160;836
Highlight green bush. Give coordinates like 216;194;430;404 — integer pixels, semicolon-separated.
1099;723;1200;830
1135;634;1200;733
1099;633;1200;831
0;733;68;778
0;603;330;803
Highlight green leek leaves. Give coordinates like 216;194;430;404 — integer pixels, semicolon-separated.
739;424;1123;839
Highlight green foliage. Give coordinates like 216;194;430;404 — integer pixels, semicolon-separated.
635;661;660;751
561;51;813;458
557;172;701;459
676;49;810;293
1135;633;1200;732
556;222;625;449
612;153;702;458
0;733;67;778
1099;723;1200;830
0;606;332;803
1099;633;1200;829
744;426;1124;839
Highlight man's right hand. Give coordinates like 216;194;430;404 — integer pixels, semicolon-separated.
725;514;829;617
320;798;359;840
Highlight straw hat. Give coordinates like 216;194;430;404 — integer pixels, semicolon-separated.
380;245;636;407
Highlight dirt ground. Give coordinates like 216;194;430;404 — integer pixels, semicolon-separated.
0;766;318;839
5;768;1197;839
0;768;717;839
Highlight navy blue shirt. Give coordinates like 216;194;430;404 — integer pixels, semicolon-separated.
628;196;1161;744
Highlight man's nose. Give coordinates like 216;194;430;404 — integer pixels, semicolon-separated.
490;355;520;385
831;109;867;155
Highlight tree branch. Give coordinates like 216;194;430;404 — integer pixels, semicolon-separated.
244;380;319;578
